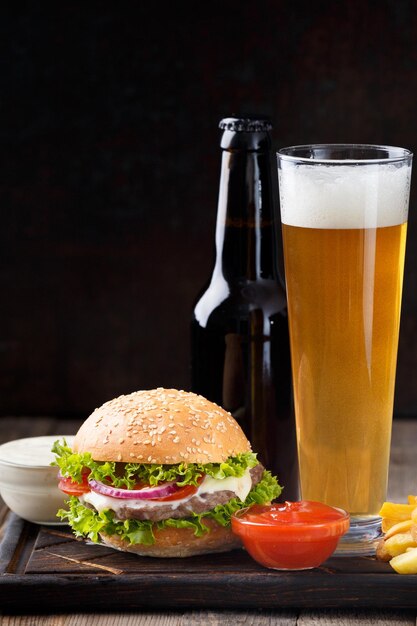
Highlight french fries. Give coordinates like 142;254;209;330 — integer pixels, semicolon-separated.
390;548;417;574
377;496;417;573
383;519;413;539
379;502;416;532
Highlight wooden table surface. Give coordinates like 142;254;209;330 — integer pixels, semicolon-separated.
0;415;416;625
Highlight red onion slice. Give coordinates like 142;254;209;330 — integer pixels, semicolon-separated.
88;478;180;500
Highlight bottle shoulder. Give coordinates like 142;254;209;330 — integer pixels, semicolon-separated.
193;272;287;328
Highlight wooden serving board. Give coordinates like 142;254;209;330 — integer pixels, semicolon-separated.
1;510;416;613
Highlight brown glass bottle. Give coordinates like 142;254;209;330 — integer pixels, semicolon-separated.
190;116;299;501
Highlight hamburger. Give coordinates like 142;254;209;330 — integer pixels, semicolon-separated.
52;388;281;557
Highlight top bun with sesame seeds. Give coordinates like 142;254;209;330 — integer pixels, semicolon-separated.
54;388;281;558
73;387;252;465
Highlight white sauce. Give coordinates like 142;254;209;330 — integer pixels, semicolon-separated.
0;435;75;524
80;468;253;514
279;162;411;229
0;435;74;467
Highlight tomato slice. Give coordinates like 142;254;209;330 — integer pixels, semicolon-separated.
58;470;205;501
151;475;205;502
58;469;91;496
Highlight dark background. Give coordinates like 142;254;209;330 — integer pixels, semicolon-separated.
2;1;417;419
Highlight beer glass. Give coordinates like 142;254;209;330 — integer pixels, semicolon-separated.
277;144;412;555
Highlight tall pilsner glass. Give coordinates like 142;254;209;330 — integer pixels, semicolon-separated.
277;144;412;555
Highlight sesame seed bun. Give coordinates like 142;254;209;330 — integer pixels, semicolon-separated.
73;388;252;464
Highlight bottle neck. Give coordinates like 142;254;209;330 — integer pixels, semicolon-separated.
214;149;278;282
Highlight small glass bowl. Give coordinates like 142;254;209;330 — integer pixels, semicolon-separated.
0;435;74;525
231;501;350;570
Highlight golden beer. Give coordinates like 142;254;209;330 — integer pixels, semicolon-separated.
278;144;412;553
282;222;407;515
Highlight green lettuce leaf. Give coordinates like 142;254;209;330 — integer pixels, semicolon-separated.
51;438;258;489
56;470;281;546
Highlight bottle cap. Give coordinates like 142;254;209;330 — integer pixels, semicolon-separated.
219;117;272;151
219;117;272;132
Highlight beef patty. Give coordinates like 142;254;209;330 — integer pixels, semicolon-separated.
113;463;265;522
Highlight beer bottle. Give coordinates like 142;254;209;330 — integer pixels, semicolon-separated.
190;116;299;501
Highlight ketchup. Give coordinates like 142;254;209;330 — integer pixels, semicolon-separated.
231;501;350;570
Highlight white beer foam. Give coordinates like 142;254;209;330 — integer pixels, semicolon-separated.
279;163;411;228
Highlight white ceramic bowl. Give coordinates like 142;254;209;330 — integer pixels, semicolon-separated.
0;435;74;525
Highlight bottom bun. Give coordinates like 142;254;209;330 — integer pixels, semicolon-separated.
99;518;243;558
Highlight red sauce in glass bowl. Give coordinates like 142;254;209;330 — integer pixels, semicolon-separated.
231;500;350;570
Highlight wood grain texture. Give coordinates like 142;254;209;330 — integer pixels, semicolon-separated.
0;614;298;626
298;611;417;625
1;417;417;624
4;519;416;613
0;611;416;626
